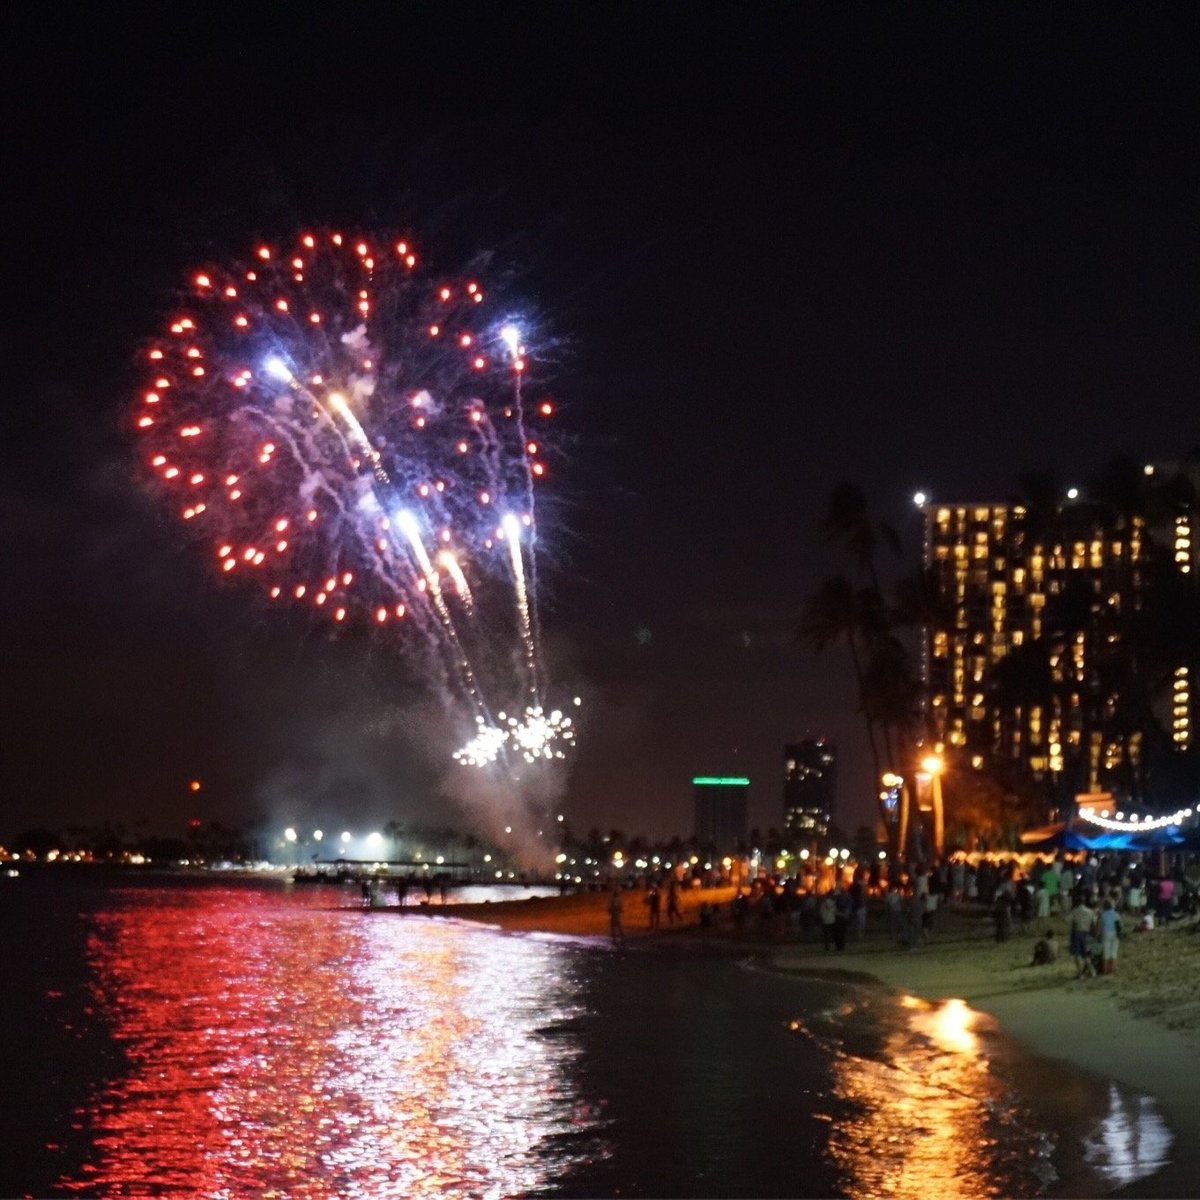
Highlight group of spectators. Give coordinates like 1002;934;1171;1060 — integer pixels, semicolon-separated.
986;854;1200;938
618;853;1200;976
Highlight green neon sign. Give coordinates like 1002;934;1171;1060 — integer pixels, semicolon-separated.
692;776;750;786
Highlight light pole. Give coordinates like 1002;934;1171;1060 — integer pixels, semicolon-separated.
920;754;945;861
882;771;906;864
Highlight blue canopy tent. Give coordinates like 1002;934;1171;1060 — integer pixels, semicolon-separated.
1020;822;1187;853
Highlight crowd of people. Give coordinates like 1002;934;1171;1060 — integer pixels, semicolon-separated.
614;851;1200;978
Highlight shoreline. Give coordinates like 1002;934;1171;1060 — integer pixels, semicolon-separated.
766;944;1199;1199
406;885;1200;1198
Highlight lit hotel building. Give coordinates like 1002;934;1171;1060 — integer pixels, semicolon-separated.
692;776;749;849
783;739;836;840
919;479;1196;802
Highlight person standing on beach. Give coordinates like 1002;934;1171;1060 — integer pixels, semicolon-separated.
1127;879;1145;922
646;883;661;929
1068;895;1096;978
832;887;851;951
1156;875;1175;924
819;892;837;950
609;886;625;945
910;887;926;946
993;880;1014;943
1098;898;1120;974
851;873;867;939
1043;861;1060;914
666;878;682;925
950;857;965;903
884;886;904;943
1060;863;1076;914
922;886;939;940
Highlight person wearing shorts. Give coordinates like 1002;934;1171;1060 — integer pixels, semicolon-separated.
1068;898;1096;978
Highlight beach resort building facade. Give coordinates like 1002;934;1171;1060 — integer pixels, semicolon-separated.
918;470;1198;808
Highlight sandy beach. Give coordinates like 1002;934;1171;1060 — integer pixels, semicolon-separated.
410;884;1200;1198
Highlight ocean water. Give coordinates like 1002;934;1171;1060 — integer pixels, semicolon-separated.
0;871;1171;1197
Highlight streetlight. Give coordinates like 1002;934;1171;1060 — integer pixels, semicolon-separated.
919;754;945;860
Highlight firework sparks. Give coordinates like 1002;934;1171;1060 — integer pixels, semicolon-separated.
136;230;575;768
506;705;577;762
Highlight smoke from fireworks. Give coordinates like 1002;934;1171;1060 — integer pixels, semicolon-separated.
135;230;576;770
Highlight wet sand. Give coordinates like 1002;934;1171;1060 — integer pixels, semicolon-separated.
402;882;738;938
411;887;1200;1198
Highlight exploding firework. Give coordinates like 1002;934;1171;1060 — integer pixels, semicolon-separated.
135;229;575;768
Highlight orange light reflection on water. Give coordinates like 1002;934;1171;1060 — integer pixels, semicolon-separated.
818;994;1040;1200
61;889;594;1197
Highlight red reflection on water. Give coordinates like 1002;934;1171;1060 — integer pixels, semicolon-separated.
61;886;592;1197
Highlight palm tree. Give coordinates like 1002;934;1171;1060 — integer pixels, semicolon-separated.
810;483;925;843
799;576;884;788
821;482;900;592
1013;468;1062;545
860;633;921;771
800;579;922;850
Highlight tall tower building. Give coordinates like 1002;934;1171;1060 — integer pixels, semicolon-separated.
692;776;749;849
783;739;837;839
920;476;1197;806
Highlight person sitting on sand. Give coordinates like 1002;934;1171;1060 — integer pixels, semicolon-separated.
1030;929;1058;966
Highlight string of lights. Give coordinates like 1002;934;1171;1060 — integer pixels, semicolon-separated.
1076;806;1195;832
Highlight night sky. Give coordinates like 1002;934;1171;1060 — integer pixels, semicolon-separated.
5;4;1198;843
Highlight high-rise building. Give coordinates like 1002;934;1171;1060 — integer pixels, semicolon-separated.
692;776;749;849
919;475;1197;805
783;739;836;839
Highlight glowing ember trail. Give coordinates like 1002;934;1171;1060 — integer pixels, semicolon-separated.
135;230;576;769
